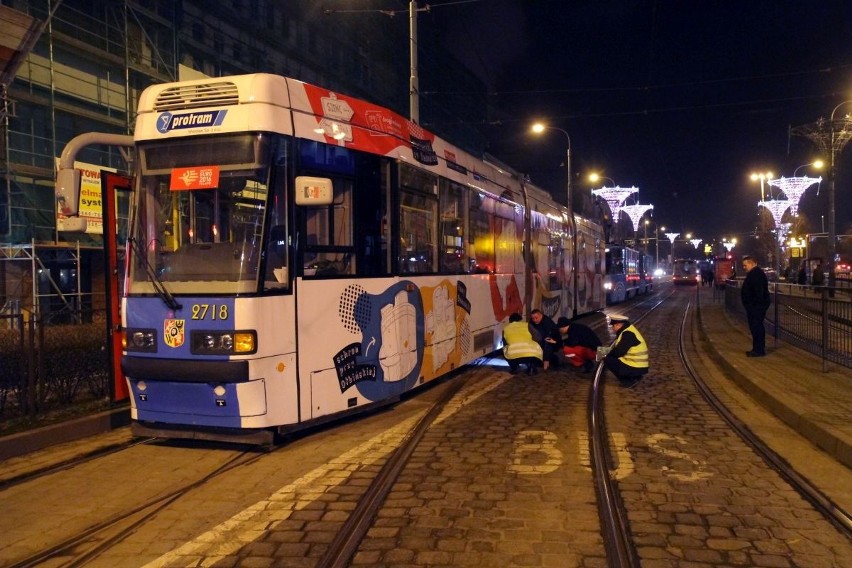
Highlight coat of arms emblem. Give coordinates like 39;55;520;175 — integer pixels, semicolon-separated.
164;319;185;348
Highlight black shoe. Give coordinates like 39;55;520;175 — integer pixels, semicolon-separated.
746;351;766;357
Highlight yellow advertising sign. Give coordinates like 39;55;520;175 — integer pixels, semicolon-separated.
55;160;117;234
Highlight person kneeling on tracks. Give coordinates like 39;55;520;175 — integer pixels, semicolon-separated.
602;314;649;386
556;317;601;373
502;312;544;375
530;309;562;370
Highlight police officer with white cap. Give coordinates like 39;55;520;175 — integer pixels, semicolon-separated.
603;314;649;386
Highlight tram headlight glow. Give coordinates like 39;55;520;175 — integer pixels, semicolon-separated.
191;330;257;355
234;332;255;353
125;329;156;352
604;282;612;290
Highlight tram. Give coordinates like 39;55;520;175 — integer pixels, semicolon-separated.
672;259;699;285
67;73;605;443
604;244;651;303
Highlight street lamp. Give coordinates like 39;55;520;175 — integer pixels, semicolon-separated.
588;172;615;186
750;170;775;200
531;122;572;216
793;159;824;177
751;170;775;236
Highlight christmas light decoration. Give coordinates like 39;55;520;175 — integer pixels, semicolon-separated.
758;199;791;228
620;203;654;233
791;112;852;286
767;176;821;216
664;232;680;244
591;186;638;222
689;238;702;248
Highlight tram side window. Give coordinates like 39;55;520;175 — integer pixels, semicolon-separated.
607;249;624;275
398;165;437;274
548;217;565;290
494;200;517;275
263;163;289;291
304;179;354;276
469;192;495;274
439;179;469;273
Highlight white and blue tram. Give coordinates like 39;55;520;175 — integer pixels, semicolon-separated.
112;73;604;443
603;244;651;304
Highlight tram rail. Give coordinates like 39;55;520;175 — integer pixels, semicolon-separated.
690;298;852;537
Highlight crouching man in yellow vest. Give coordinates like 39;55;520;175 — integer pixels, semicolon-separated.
502;312;544;375
603;314;649;387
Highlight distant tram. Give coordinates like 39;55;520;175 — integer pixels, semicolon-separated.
604;244;652;303
672;259;699;285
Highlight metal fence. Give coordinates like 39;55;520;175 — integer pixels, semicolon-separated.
0;312;111;422
725;282;852;371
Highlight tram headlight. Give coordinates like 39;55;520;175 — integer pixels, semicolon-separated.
233;332;255;353
191;330;257;355
125;328;156;352
604;282;612;290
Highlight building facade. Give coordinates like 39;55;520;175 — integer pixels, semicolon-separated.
1;0;487;317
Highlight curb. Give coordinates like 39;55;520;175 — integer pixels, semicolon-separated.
0;406;130;461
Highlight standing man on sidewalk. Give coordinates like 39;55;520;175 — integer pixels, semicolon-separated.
740;255;771;357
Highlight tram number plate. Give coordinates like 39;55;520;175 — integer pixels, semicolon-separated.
191;304;230;320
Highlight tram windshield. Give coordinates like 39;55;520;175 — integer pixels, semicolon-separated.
128;133;287;295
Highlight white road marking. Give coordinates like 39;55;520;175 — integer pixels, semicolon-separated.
143;374;509;567
578;431;635;479
647;433;713;482
508;430;562;474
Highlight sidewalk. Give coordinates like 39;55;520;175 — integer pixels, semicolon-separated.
697;290;852;469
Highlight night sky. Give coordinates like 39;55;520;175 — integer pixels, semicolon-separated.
419;0;852;247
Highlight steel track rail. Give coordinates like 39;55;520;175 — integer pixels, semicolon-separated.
587;292;672;567
682;297;852;538
0;437;155;492
318;372;470;568
7;447;265;568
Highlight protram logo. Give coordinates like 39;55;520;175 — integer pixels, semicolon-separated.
157;110;227;134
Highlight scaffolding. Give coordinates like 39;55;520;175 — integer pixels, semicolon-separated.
0;240;101;326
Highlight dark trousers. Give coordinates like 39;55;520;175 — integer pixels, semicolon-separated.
745;306;768;354
507;356;541;373
603;356;647;381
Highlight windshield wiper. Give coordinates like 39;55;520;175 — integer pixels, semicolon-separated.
128;237;182;311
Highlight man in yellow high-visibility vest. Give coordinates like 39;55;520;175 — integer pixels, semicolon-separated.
603;314;649;387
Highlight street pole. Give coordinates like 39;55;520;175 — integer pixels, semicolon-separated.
565;143;572;219
655;226;659;270
564;136;576;317
409;0;419;123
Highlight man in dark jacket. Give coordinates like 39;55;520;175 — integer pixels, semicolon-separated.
530;309;561;371
740;255;771;357
556;317;601;372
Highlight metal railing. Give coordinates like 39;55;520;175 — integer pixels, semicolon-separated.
725;281;852;371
